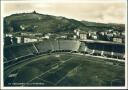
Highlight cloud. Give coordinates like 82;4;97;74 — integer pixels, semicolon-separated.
3;1;126;24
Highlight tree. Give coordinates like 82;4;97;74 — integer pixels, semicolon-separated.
4;36;12;45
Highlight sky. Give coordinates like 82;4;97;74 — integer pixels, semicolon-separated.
2;0;126;24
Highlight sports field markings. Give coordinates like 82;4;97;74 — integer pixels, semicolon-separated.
4;54;60;80
4;55;33;70
12;69;21;82
72;53;122;65
82;56;110;65
4;57;35;70
27;57;73;83
55;64;81;85
75;53;124;62
5;53;68;71
27;66;56;83
5;53;55;73
5;54;71;81
37;77;55;85
4;53;52;70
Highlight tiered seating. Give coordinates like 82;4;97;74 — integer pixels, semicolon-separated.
92;43;103;55
28;44;38;54
4;44;34;61
85;43;94;54
72;40;81;51
112;45;125;59
94;43;104;51
10;44;34;59
59;40;80;51
4;47;15;61
59;40;72;51
79;41;125;59
102;44;113;57
4;40;125;67
79;42;86;53
50;40;60;51
4;43;36;67
87;43;95;50
34;40;52;53
112;45;124;53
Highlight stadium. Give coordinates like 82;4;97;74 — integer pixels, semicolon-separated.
4;39;125;86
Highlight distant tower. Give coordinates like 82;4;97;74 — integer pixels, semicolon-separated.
33;10;37;14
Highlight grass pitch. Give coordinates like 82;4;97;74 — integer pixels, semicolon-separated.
4;53;125;86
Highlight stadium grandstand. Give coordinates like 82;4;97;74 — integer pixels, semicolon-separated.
4;39;125;86
4;40;125;67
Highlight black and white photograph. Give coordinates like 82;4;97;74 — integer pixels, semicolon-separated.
0;0;127;89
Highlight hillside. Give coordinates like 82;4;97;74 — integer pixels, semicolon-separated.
4;12;125;34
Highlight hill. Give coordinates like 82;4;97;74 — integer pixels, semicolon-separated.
4;12;125;34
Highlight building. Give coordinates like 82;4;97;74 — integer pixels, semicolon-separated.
73;35;77;39
100;32;105;36
20;25;25;30
60;35;67;39
113;37;124;43
79;33;87;40
5;34;13;37
16;37;24;43
24;38;38;43
74;29;80;37
16;36;38;43
91;35;98;40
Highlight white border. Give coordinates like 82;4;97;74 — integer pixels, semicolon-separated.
1;1;4;90
1;0;127;3
125;0;128;89
1;0;127;89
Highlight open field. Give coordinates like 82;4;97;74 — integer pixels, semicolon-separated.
4;53;125;86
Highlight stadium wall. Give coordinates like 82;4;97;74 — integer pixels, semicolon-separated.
4;40;125;67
